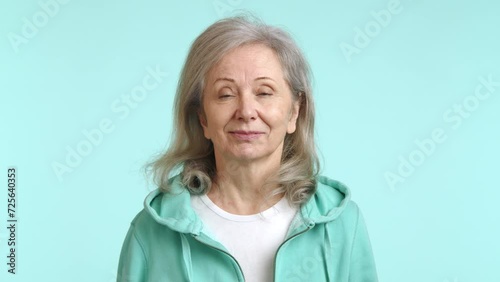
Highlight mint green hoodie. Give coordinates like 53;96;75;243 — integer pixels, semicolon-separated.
117;174;378;281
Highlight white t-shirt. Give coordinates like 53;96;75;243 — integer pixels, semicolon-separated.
190;193;298;282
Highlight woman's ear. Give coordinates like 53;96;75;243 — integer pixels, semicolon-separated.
198;110;211;139
198;111;207;127
286;92;302;134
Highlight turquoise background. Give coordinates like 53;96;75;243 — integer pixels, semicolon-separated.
1;0;499;281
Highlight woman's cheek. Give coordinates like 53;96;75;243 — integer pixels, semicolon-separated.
267;108;289;125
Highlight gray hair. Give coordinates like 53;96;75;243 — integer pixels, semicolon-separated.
145;15;320;206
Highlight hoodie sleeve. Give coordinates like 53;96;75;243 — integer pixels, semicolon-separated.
117;223;148;282
349;205;378;282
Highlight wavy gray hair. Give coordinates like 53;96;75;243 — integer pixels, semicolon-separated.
145;15;320;206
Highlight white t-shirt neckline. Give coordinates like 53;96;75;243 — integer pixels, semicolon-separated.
191;192;298;282
199;193;290;222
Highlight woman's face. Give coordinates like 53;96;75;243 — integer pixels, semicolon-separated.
200;43;300;165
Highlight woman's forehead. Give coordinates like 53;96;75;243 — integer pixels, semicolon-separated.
207;44;284;83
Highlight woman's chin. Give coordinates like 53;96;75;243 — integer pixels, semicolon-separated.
226;150;265;163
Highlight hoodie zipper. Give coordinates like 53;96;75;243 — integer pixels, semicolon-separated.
273;223;313;282
191;234;246;282
192;226;312;282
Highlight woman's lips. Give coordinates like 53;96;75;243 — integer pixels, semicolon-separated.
229;130;264;141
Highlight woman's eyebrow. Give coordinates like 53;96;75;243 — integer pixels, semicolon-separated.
214;77;235;84
255;76;275;82
213;77;275;84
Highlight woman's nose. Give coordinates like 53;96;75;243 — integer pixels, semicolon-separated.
235;92;257;121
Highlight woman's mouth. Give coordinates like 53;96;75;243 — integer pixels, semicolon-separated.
229;130;264;141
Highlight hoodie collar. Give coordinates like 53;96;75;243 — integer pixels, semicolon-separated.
143;174;351;234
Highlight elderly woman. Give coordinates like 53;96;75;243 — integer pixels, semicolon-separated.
117;16;378;282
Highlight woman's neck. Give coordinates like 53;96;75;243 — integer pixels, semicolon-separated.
207;157;283;215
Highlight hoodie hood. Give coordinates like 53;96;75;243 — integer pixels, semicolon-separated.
300;175;352;223
143;174;351;234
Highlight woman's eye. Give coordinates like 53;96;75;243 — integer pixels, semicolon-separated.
258;92;272;96
218;94;233;99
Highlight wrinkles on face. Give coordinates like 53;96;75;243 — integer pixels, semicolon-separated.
200;43;300;164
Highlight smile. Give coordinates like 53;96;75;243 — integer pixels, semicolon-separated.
229;130;264;141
